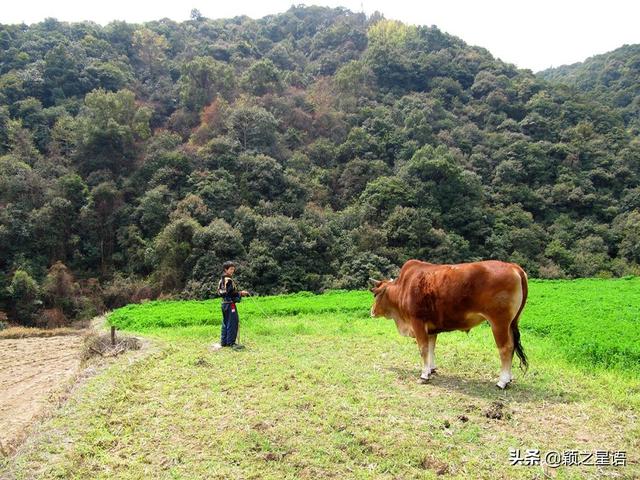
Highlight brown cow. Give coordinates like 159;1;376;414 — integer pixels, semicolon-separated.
370;259;528;389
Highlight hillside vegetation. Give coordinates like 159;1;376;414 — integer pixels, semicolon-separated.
539;44;640;129
2;7;640;327
3;279;639;479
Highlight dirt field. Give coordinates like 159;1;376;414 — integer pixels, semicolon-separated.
0;334;84;453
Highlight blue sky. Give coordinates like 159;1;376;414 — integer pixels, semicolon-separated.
2;0;639;72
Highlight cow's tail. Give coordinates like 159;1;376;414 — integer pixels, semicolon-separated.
511;267;529;373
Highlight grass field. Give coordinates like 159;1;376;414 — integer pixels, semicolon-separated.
3;278;640;479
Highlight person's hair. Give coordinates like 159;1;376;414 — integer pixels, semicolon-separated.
222;261;236;272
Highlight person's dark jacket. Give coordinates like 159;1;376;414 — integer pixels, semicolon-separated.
219;275;242;303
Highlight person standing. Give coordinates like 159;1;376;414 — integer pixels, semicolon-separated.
216;261;249;350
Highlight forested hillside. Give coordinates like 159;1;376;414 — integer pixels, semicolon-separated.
1;6;639;326
539;44;640;130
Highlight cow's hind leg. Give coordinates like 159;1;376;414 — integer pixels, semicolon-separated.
489;318;514;389
410;318;431;383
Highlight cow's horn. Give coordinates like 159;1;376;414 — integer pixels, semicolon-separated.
369;277;382;287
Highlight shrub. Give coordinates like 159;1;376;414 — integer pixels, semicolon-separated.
538;261;566;279
79;278;105;315
103;274;157;310
38;307;68;329
7;270;42;326
43;261;77;316
330;252;396;290
74;296;99;321
180;279;217;300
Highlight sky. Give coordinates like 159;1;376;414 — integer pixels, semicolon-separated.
1;0;639;72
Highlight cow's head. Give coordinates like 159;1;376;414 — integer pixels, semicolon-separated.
369;278;393;318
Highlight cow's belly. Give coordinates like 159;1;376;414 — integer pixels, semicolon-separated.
393;317;415;337
427;312;487;334
392;311;488;336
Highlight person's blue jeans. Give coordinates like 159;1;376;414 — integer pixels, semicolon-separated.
221;302;239;346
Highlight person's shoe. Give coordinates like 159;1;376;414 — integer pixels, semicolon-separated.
231;343;245;351
210;343;224;351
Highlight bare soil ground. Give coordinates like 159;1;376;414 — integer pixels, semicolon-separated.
0;334;84;454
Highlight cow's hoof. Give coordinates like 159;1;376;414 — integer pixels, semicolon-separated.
418;376;430;384
496;380;510;389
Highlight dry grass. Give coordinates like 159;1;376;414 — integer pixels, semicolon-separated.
80;331;141;361
0;326;82;340
0;325;151;461
0;335;84;457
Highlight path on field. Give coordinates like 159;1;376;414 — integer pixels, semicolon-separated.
0;335;83;453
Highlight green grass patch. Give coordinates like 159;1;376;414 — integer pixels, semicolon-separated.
108;290;371;331
109;278;640;376
522;277;640;373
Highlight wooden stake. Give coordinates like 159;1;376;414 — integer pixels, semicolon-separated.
111;326;116;346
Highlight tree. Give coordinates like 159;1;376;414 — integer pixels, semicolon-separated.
75;89;152;174
382;206;431;259
86;181;123;276
1;7;640;296
245;216;309;293
337;158;390;204
399;145;488;244
190;98;230;145
49;114;77;159
364;19;421;91
136;185;174;237
613;210;640;265
55;174;89;212
5;119;41;165
333;60;375;110
0;154;45;208
486;204;547;269
190;219;246;288
228;105;277;151
332;252;395;290
42;261;76;316
30;197;75;264
178;56;235;112
152;216;201;291
7;270;42;325
360;177;413;218
237;154;287;203
188;169;239;218
132;28;169;80
240;59;283;96
116;225;150;275
171;194;210;225
43;44;85;105
570;235;612;277
339;127;382;160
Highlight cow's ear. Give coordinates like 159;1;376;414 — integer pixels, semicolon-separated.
369;278;382;288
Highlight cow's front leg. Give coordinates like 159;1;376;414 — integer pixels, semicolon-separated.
410;318;431;383
428;334;438;375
